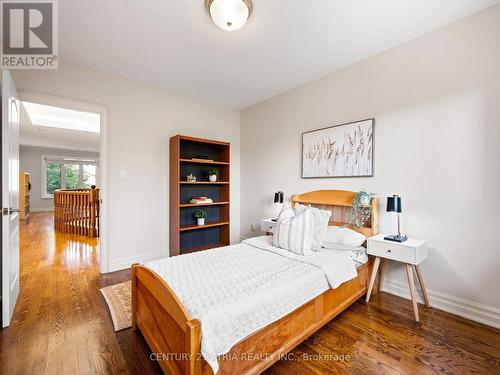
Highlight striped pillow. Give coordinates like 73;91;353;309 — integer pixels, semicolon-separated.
272;207;314;255
294;203;332;251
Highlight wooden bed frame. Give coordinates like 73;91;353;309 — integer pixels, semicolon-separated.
132;190;379;375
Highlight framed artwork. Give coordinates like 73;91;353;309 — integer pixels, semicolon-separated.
302;118;374;178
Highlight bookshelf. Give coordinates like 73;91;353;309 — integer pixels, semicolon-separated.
170;135;230;256
19;172;30;220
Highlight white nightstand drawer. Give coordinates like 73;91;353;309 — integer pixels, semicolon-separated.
366;234;430;322
367;234;428;265
368;241;416;263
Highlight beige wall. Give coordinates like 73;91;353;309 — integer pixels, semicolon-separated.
241;6;500;325
12;62;241;272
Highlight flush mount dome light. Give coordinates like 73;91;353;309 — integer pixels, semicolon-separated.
206;0;252;31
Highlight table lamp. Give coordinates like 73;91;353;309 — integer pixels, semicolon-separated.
384;195;408;243
272;191;284;221
274;191;284;204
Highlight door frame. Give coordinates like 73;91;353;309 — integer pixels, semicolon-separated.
19;90;110;273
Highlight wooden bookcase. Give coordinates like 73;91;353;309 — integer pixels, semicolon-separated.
170;135;230;256
19;172;30;220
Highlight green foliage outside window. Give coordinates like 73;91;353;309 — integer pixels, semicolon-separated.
65;164;80;189
46;163;61;194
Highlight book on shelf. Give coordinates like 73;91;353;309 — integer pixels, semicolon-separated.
190;197;213;204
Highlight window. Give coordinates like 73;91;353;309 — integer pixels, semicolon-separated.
83;164;97;188
64;164;80;189
42;155;99;198
46;162;62;195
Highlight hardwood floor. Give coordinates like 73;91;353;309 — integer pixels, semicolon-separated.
2;212;499;374
1;212;160;375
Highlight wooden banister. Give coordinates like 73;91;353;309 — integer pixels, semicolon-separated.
54;186;100;237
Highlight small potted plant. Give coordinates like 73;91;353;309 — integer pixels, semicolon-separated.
206;168;219;182
194;210;207;226
357;190;374;206
352;190;375;228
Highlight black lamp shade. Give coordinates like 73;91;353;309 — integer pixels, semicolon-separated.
386;195;402;213
274;191;284;204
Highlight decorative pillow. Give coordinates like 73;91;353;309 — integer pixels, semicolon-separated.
273;207;314;255
350;247;369;264
294;203;332;251
322;226;366;250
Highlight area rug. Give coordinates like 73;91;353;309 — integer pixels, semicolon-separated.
100;281;132;331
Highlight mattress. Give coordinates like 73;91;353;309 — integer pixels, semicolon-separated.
145;236;359;373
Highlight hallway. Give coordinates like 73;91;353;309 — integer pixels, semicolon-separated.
0;212;160;374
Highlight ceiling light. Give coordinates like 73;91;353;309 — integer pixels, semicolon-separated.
206;0;252;31
22;102;100;133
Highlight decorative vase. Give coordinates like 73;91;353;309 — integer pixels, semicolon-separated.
197;218;205;226
209;175;217;182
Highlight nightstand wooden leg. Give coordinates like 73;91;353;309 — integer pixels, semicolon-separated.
405;264;420;322
366;257;381;302
415;265;430;307
378;259;387;292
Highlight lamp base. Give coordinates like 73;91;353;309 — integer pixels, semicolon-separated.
384;234;408;243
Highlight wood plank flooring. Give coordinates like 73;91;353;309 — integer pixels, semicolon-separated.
1;212;499;374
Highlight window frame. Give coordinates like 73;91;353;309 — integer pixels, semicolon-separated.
41;155;99;199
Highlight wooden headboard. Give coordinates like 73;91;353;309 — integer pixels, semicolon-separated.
291;190;379;237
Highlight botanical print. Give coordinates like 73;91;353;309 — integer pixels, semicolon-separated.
302;119;374;178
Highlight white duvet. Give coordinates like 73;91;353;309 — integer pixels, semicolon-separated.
145;236;357;374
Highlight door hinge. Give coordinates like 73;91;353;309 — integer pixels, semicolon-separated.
2;208;9;216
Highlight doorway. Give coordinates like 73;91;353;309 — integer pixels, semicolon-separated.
2;85;109;327
18;90;109;273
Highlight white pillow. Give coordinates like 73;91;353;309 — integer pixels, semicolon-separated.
322;226;366;250
294;203;331;251
273;207;314;255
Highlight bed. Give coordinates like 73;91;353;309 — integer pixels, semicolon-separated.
131;190;379;375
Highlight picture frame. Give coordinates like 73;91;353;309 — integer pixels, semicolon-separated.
302;118;374;178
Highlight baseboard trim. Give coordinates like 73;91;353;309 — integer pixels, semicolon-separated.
30;207;54;212
108;251;167;273
382;279;500;329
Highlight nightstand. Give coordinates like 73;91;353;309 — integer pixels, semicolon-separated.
365;234;429;322
260;218;276;235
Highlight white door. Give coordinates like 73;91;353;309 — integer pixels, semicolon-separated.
1;70;20;327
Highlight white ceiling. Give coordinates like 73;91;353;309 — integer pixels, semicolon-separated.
60;0;499;109
20;103;100;152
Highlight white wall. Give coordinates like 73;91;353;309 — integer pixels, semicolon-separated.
19;145;99;212
241;6;500;326
12;62;240;272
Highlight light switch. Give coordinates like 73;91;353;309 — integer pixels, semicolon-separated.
119;170;127;180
